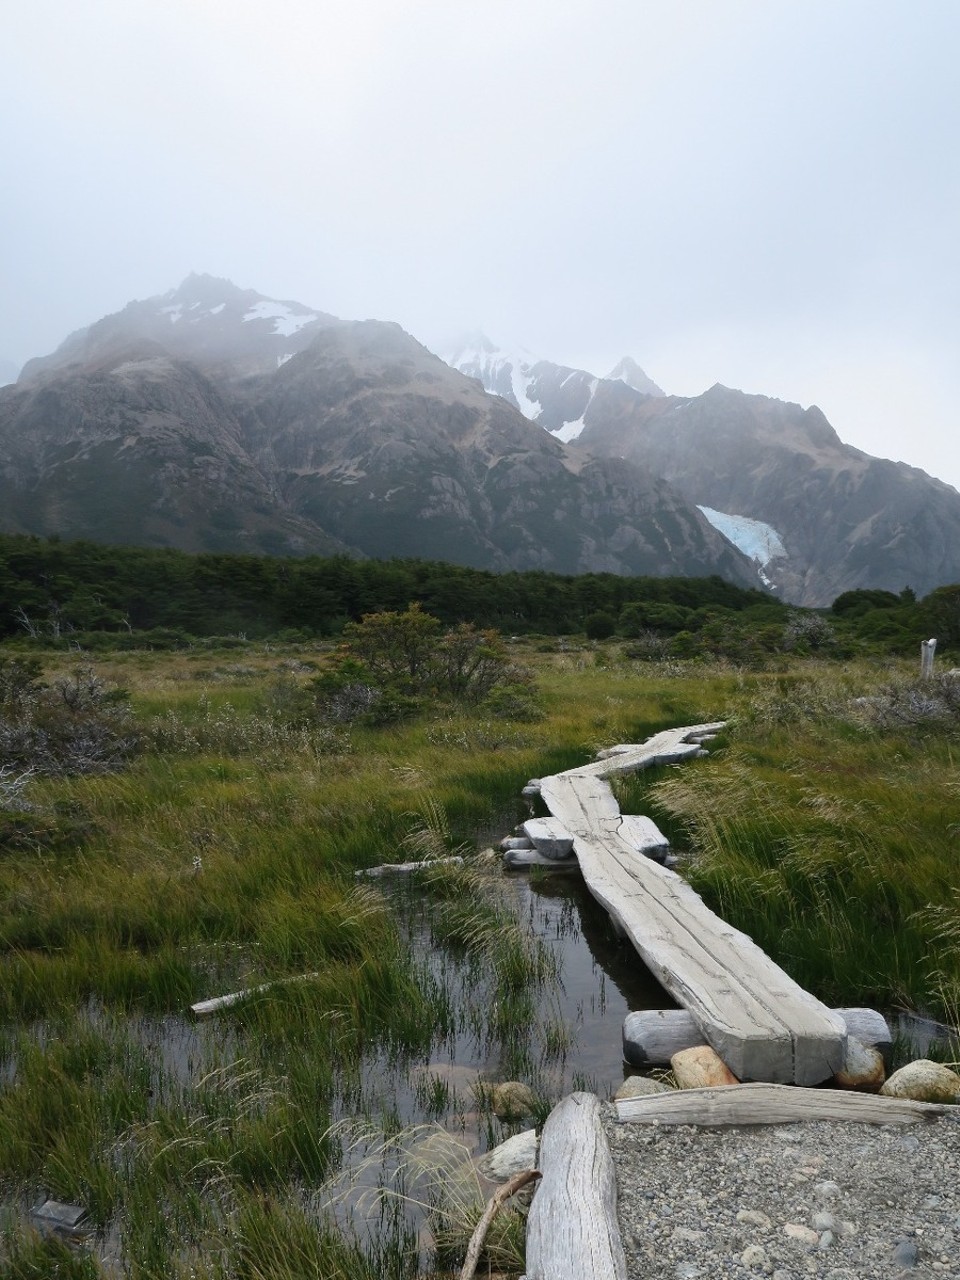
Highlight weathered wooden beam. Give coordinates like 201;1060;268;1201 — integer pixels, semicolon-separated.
524;1092;627;1280
615;1082;951;1127
540;731;847;1084
522;817;575;859
623;1006;891;1067
191;972;319;1017
503;847;580;870
355;855;464;878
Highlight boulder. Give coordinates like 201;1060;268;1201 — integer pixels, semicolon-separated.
671;1044;738;1089
833;1036;886;1092
613;1075;674;1101
486;1080;538;1119
880;1058;960;1103
476;1128;538;1182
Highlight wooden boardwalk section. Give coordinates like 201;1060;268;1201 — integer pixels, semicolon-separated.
537;724;847;1085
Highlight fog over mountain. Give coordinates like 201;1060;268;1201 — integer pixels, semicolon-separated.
0;277;755;586
5;276;960;605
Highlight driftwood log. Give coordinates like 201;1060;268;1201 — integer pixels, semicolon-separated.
355;855;464;878
623;1006;891;1067
615;1082;953;1127
191;972;318;1016
539;728;847;1085
524;1092;627;1280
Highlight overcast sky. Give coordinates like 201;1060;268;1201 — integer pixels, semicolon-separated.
3;1;959;489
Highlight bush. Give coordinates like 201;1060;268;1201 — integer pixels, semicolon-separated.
0;663;140;776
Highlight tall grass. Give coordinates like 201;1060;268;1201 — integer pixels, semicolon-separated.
649;661;960;1019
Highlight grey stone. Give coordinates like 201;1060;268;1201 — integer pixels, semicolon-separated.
32;1201;88;1228
741;1243;768;1269
614;1074;674;1101
476;1128;538;1182
892;1237;919;1268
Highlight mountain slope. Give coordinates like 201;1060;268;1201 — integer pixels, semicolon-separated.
241;321;754;579
0;281;757;584
0;349;345;555
576;382;960;605
444;337;960;605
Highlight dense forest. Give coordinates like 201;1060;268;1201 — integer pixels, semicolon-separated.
0;533;957;658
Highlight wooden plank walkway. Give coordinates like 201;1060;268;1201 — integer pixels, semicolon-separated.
538;724;847;1085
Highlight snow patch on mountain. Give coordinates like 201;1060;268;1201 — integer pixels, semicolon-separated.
554;378;599;441
441;336;543;419
242;300;320;337
697;506;786;582
509;361;541;420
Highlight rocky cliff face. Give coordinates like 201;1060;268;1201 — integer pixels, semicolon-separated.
445;337;960;605
0;281;756;584
0;349;343;555
574;382;960;605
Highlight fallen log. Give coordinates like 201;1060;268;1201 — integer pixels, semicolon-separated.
615;1081;951;1127
524;1092;627;1280
355;855;464;878
191;972;319;1017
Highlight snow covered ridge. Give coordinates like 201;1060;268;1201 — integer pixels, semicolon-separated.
697;507;786;569
241;300;321;337
441;337;543;421
441;336;663;442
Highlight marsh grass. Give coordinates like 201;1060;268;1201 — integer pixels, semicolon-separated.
4;646;956;1274
650;662;960;1019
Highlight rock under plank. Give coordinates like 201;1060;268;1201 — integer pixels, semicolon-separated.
522;817;575;860
623;1007;892;1067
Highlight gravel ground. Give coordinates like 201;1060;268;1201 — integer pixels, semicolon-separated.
603;1110;960;1280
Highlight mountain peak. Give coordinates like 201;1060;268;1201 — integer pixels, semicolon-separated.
605;357;665;398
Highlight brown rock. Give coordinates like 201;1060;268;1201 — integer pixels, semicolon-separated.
486;1080;538;1119
880;1058;960;1103
833;1035;886;1092
670;1044;738;1089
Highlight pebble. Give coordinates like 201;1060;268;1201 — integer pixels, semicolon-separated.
604;1111;960;1280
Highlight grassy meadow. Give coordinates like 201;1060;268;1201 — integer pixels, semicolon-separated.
0;635;958;1277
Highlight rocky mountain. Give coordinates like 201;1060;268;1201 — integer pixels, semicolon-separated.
0;278;755;582
20;274;338;385
446;339;960;605
442;335;664;442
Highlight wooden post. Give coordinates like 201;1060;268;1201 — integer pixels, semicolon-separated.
921;638;937;679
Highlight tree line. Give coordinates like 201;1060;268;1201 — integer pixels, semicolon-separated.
0;532;956;657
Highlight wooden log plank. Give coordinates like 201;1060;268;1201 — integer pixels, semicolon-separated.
503;847;580;870
525;1092;627;1280
539;769;846;1084
617;814;669;855
615;1082;952;1127
191;972;318;1016
355;856;464;878
522;817;575;859
577;723;726;780
623;1007;891;1067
